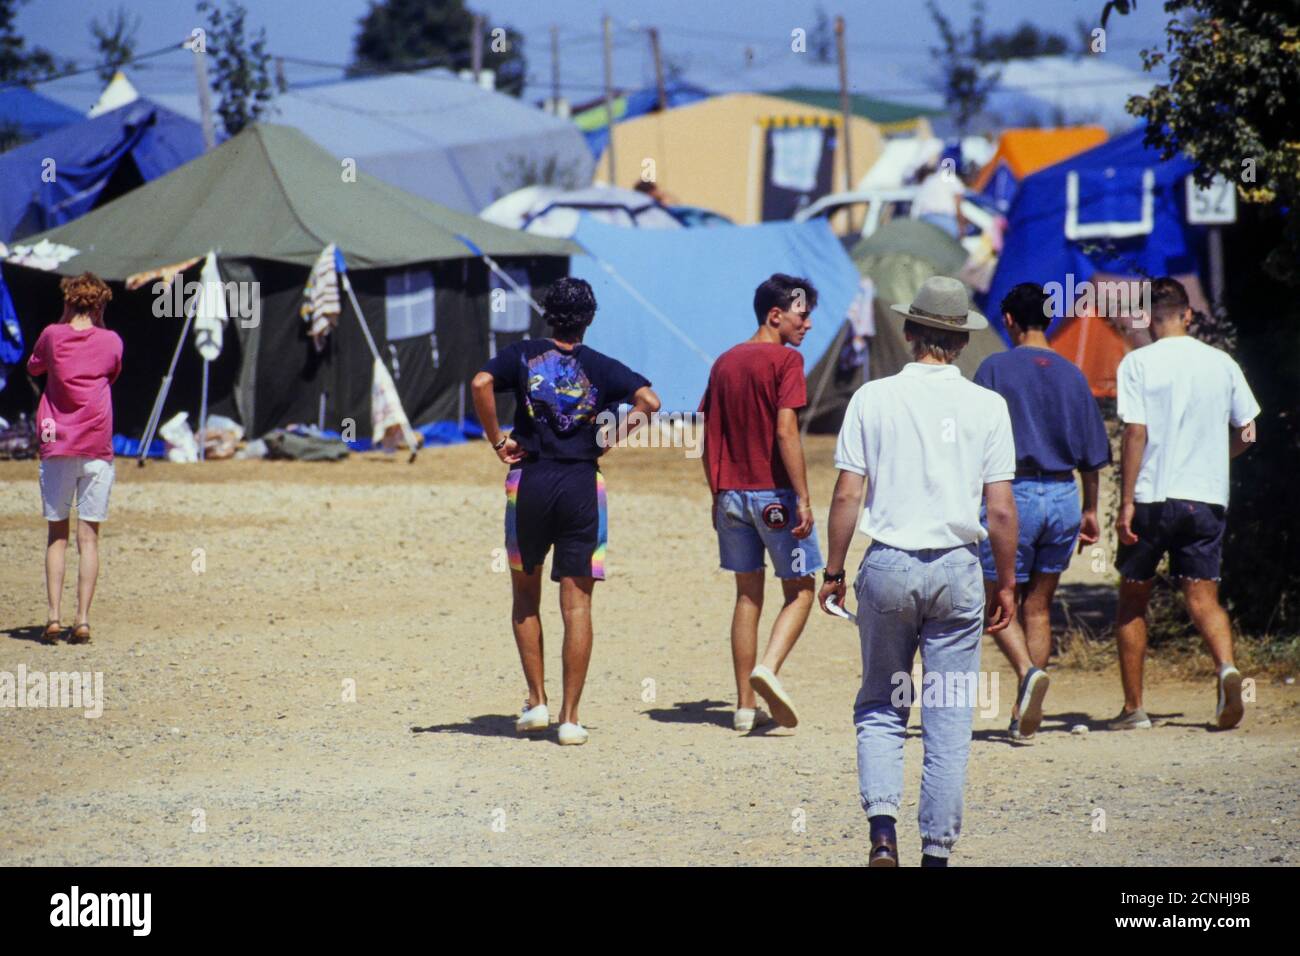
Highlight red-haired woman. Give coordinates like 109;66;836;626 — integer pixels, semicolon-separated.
27;272;122;644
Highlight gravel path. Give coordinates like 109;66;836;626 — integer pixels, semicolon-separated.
1;441;1295;865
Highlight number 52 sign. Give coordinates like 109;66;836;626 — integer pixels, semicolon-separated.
1186;174;1237;225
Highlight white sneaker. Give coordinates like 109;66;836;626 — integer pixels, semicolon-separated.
749;665;798;728
516;701;549;733
733;707;772;732
557;722;589;746
1216;665;1244;729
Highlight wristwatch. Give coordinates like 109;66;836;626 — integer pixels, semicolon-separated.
823;569;846;584
492;435;509;451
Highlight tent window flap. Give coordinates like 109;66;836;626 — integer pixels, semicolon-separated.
384;269;435;340
1064;168;1155;241
489;266;532;334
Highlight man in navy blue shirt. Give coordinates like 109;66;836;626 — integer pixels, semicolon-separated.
975;283;1111;740
472;278;659;746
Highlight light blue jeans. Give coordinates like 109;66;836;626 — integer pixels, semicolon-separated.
852;540;985;859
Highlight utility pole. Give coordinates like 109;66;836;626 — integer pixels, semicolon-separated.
471;13;484;85
550;24;561;115
602;15;617;185
648;27;666;112
835;15;852;192
191;37;215;151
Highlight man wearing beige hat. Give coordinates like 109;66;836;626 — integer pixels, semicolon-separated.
819;275;1019;867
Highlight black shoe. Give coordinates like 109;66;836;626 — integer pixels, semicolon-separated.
869;834;899;867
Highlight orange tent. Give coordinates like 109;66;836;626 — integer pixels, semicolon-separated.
1049;272;1209;397
1050;314;1131;398
974;126;1109;192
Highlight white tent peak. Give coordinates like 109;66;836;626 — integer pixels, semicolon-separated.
88;70;140;118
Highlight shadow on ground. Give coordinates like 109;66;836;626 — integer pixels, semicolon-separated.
644;698;734;728
2;625;55;644
412;715;527;737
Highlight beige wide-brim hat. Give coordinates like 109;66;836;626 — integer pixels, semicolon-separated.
890;275;988;331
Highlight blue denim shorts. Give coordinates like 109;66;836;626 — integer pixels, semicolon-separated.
716;489;824;579
979;477;1081;582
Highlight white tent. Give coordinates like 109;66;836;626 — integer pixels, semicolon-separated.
87;70;140;118
151;69;594;214
481;185;683;238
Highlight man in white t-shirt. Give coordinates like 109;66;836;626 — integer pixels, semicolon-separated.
1113;277;1261;731
912;164;968;239
818;276;1019;868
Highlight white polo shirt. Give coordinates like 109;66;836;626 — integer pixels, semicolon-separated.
834;362;1016;550
1117;335;1260;507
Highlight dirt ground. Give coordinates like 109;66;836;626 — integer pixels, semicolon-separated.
1;436;1296;866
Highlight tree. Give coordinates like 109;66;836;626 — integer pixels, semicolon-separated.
90;6;141;84
1117;0;1300;284
195;0;278;138
1107;1;1300;638
0;0;66;83
351;0;527;97
974;22;1070;62
926;0;1001;134
809;5;835;65
0;0;74;149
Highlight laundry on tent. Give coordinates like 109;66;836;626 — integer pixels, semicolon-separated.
0;123;575;449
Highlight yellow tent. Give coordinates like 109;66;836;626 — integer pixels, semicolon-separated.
974;126;1108;190
595;92;884;225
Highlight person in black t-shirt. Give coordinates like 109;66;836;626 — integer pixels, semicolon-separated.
472;277;659;746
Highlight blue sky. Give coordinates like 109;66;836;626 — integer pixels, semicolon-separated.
19;0;1178;111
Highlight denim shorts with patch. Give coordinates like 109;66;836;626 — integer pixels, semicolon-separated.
979;477;1081;582
1115;498;1225;582
716;489;823;579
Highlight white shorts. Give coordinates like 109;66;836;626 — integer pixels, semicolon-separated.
39;456;115;522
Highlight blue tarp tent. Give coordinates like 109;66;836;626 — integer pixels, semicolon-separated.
572;217;860;412
984;124;1203;344
0;99;205;242
0;265;21;392
0;84;82;140
575;81;711;159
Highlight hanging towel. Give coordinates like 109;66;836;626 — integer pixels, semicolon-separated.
193;250;228;362
370;356;420;452
301;243;343;351
769;126;824;193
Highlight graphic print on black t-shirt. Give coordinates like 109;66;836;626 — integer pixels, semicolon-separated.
482;339;651;461
525;349;598;434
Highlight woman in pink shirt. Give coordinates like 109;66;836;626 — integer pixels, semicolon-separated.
27;273;123;644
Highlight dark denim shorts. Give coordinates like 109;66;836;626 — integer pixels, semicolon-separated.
1115;498;1226;582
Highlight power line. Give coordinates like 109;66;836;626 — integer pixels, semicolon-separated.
0;42;187;92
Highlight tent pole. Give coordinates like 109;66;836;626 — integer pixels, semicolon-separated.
802;321;843;438
137;295;197;467
339;269;420;463
198;357;210;462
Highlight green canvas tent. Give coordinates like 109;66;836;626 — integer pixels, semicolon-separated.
803;218;1005;433
1;123;577;440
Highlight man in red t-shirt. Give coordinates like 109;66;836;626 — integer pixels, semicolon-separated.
699;273;824;732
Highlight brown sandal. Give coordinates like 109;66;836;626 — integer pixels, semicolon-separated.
42;620;63;644
68;623;91;645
